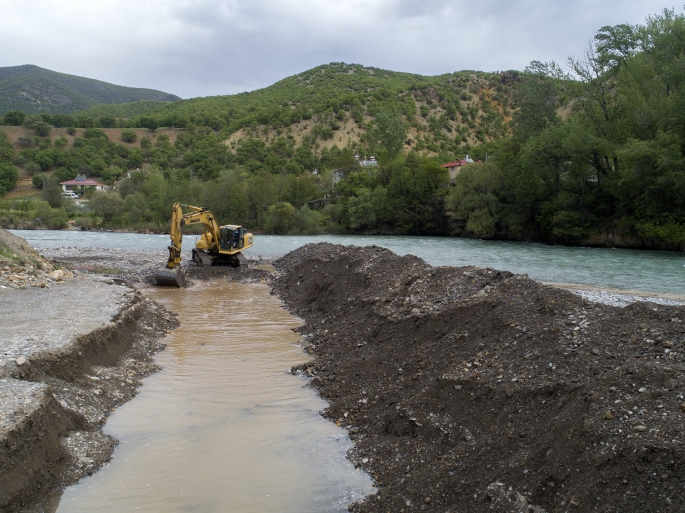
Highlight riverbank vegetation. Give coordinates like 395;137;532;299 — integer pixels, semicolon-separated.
0;9;683;250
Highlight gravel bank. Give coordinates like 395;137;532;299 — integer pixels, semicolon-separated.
0;237;179;512
6;239;683;512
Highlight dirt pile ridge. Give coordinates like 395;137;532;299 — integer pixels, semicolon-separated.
273;243;685;512
0;228;73;289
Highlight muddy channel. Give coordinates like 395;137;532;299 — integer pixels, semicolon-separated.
46;281;373;513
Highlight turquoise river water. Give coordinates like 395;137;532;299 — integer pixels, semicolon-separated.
11;230;685;295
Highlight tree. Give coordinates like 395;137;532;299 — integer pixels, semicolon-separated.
0;132;14;161
32;174;46;189
0;162;18;195
447;162;504;238
347;188;377;230
264;201;296;233
42;178;63;208
90;192;125;223
99;115;116;128
3;111;26;126
513;61;566;142
121;129;138;143
139;116;159;131
369;109;408;159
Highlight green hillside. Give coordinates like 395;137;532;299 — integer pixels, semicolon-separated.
133;63;518;151
76;100;174;119
4;8;683;251
0;65;180;115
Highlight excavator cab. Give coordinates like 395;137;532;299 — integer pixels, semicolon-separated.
219;226;245;251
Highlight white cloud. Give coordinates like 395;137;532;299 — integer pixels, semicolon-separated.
0;0;669;98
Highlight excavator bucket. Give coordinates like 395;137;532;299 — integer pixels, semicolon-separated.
155;267;186;287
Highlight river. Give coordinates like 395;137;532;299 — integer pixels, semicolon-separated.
11;230;685;295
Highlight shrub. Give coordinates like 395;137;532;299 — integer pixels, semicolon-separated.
25;161;41;175
32;174;46;189
33;201;67;229
33;121;51;137
15;135;36;149
66;127;77;135
121;129;137;143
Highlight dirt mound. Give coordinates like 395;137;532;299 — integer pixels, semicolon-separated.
0;228;72;289
273;243;685;512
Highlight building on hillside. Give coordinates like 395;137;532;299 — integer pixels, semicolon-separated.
331;156;380;185
357;155;378;168
60;175;107;195
441;154;476;181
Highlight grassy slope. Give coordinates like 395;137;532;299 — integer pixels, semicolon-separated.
0;65;180;115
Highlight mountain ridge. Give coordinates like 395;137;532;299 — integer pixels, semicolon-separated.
0;65;180;115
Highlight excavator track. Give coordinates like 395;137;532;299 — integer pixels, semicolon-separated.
192;249;213;266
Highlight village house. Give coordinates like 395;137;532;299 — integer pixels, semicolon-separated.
441;154;476;180
60;175;107;195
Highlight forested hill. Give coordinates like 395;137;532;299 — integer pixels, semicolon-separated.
77;63;519;155
0;65;180;115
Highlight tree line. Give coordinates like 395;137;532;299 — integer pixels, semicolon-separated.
446;9;685;250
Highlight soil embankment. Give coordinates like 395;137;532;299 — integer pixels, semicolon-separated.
273;243;685;512
0;231;179;512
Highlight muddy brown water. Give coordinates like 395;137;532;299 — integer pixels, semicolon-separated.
48;281;373;512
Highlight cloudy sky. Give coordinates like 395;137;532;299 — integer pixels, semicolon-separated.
0;0;669;99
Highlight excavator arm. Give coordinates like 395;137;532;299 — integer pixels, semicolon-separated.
164;203;221;269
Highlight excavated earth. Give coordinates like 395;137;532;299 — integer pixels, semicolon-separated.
273;243;685;513
0;230;180;513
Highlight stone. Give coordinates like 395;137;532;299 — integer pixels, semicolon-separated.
48;269;66;281
633;425;647;432
605;412;613;420
15;356;26;366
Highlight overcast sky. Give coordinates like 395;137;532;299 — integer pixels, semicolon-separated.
0;0;670;99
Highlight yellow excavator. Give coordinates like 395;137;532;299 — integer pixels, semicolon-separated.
155;202;254;287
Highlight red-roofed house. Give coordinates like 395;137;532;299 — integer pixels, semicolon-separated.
60;175;107;195
441;154;476;180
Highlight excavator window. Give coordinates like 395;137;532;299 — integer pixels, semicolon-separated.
220;227;232;250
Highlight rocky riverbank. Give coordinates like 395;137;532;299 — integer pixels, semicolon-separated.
273;243;685;512
0;231;179;512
